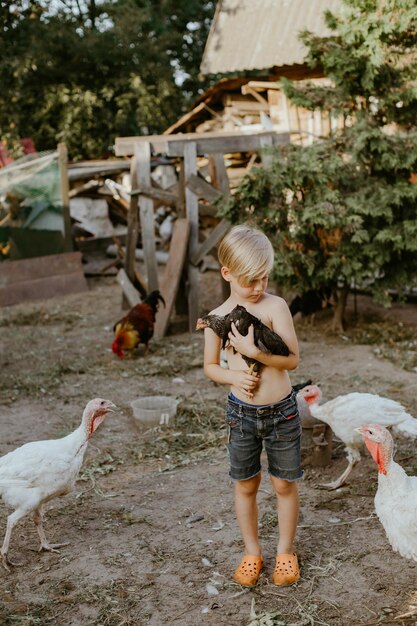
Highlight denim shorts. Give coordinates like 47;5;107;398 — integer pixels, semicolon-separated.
225;390;303;482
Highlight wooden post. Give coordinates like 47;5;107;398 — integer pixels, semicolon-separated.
123;155;141;308
259;134;274;168
154;218;190;338
208;153;231;301
57;143;73;252
183;141;199;332
135;142;159;292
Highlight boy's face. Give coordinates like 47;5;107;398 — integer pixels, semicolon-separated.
222;267;269;303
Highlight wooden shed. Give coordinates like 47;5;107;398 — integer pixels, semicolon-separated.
166;0;344;144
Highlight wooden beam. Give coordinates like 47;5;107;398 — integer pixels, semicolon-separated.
117;268;141;308
154;218;190;338
239;85;269;106
115;130;290;157
242;81;281;92
227;99;270;112
124;155;141;307
191;218;230;266
135;142;159;292
184;142;200;332
259;134;274;168
130;186;178;207
208;153;231;302
186;173;222;203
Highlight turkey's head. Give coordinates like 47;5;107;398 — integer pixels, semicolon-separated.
355;423;393;475
297;384;322;406
83;398;116;438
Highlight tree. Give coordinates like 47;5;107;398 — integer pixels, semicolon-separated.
0;0;215;159
220;0;417;330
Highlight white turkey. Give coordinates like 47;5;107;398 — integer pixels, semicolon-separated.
0;398;116;570
357;423;417;562
297;384;417;489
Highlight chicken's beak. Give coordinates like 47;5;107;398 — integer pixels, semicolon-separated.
354;426;366;435
195;319;205;330
106;402;117;413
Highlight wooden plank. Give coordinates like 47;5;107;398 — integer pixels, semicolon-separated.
228;99;270;112
130;186;178;207
242;81;281;92
184;142;199;332
0;273;88;307
208;153;230;197
57;143;73;253
0;251;85;287
186;173;222;203
0;251;88;307
191;218;230;266
135;143;159;292
240;86;269;105
167;131;290;157
116;268;141;308
154;218;190;338
115;130;290;157
259;134;274;168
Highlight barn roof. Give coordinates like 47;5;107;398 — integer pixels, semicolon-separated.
200;0;343;76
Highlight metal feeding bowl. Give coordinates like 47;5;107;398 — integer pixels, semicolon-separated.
130;396;179;427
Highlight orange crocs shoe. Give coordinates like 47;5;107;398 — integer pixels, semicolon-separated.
272;553;300;586
233;555;263;587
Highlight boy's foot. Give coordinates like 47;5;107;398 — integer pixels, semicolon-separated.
233;554;263;587
272;553;300;586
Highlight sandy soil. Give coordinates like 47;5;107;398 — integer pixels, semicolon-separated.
0;272;417;626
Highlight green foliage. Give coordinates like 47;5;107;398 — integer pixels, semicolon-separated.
0;0;215;159
221;0;417;320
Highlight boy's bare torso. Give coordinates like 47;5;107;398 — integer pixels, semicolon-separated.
212;293;293;405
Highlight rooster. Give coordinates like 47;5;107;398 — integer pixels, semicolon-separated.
357;424;417;562
298;384;417;489
0;398;115;571
196;304;291;373
112;290;165;358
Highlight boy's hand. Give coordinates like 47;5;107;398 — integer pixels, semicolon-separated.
228;323;258;359
230;368;259;399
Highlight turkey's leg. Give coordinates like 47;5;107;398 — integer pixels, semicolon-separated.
1;508;27;571
319;447;361;490
33;506;70;552
319;459;355;490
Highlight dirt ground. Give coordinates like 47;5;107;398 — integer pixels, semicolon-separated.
1;270;417;626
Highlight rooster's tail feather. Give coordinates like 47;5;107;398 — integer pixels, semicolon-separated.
143;290;165;312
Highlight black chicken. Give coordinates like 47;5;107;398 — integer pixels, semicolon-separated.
196;304;292;373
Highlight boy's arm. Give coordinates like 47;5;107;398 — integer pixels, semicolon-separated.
203;327;259;398
228;299;299;371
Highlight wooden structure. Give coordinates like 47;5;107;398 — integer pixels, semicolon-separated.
0;251;88;307
114;129;289;334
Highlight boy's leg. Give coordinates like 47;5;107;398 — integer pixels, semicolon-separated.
270;476;300;586
269;476;299;554
233;474;263;587
234;474;262;556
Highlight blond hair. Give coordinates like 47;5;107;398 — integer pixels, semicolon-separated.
218;225;274;284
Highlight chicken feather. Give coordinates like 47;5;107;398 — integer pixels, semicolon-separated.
196;304;291;372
